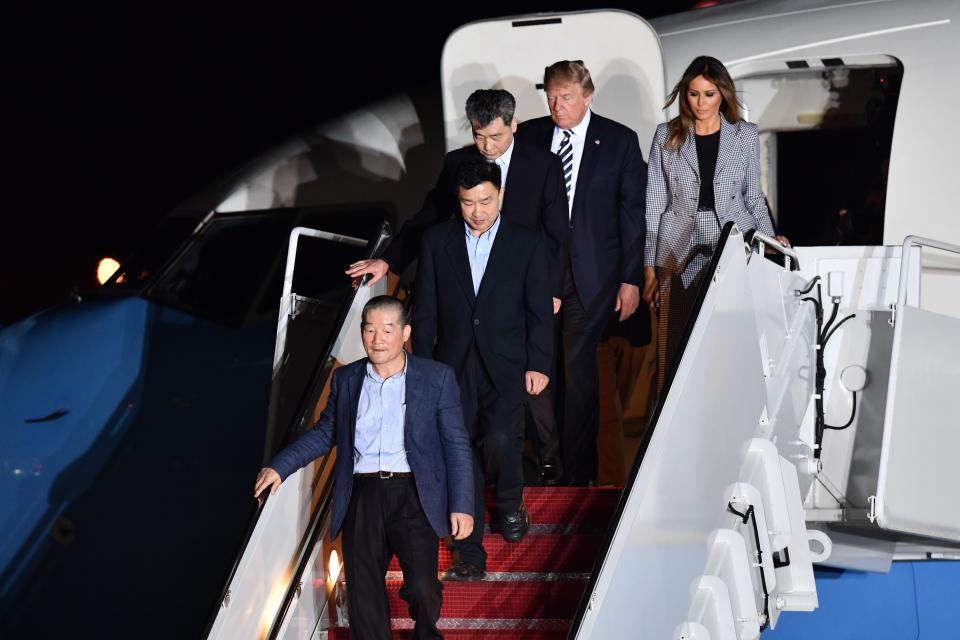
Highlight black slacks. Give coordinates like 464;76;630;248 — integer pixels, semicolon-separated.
453;348;524;568
558;266;618;484
341;475;441;640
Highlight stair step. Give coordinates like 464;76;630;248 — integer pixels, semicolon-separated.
387;533;603;573
327;628;569;639
385;571;590;581
483;487;620;525
323;488;611;638
387;578;586;619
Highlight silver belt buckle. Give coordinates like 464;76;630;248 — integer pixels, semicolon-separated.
378;470;394;479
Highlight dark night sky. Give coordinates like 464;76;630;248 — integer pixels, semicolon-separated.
3;2;695;325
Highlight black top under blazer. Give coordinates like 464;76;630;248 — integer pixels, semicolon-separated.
645;115;775;269
411;219;553;400
382;141;569;297
516;113;647;310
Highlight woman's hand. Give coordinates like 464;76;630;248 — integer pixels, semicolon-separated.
643;266;659;310
764;234;792;255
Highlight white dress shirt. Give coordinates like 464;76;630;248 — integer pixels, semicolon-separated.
550;108;592;218
493;139;514;187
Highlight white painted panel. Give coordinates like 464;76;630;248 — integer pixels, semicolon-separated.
877;304;960;540
575;228;769;638
277;511;334;640
772;458;819;615
207;464;322;640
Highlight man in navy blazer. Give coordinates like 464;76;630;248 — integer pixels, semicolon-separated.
255;295;474;640
516;60;648;485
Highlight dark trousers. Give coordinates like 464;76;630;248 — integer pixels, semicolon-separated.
525;313;561;465
342;475;442;640
454;348;525;568
558;266;617;484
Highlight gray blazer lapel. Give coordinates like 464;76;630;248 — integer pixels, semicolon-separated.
713;115;739;179
680;126;699;178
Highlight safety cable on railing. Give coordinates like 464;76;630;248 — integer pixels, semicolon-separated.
796;275;821;297
824;390;858;431
799;282;858;457
727;502;771;632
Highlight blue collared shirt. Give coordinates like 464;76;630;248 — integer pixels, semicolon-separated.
464;213;501;294
353;354;411;473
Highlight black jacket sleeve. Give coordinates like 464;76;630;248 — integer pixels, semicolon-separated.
524;233;554;375
411;230;439;359
540;152;570;298
382;154;459;272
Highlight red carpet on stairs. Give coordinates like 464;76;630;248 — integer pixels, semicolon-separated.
325;487;620;639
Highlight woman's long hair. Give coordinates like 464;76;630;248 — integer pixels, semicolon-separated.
664;56;742;149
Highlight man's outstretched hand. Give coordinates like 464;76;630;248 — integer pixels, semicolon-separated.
254;467;282;502
345;258;390;288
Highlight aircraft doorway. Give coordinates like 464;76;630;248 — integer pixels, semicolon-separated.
737;59;902;247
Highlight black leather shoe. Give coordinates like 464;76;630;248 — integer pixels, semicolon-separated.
441;561;486;581
501;505;531;543
539;461;563;486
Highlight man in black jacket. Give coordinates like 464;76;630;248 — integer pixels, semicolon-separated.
412;159;553;580
348;89;567;482
516;60;647;485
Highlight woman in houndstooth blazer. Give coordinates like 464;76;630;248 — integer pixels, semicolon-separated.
642;56;782;390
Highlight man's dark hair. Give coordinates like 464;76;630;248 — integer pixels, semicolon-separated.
465;89;516;128
361;295;409;326
455;159;501;193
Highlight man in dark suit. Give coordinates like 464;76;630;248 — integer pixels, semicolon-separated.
515;60;647;485
347;88;568;484
254;295;474;640
412;159;553;580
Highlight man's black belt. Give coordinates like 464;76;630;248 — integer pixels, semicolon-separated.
355;471;413;479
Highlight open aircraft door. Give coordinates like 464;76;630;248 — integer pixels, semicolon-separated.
441;10;666;155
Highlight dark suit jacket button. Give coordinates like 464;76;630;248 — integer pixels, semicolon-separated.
473;318;480;326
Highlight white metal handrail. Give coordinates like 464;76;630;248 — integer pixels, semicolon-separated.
749;230;800;271
896;235;960;311
273;228;367;374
